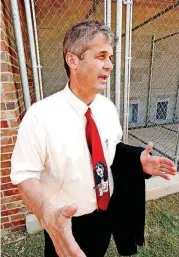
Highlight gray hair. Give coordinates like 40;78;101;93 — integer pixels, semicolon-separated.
63;20;117;77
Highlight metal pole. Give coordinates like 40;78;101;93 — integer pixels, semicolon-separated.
104;0;107;25
24;0;41;101
173;84;179;123
30;0;44;99
146;36;155;126
10;0;31;110
106;0;111;99
123;0;133;143
115;0;123;119
175;129;179;167
126;1;133;142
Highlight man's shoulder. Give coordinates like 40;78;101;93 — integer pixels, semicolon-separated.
96;94;117;110
33;89;66;110
23;89;67;120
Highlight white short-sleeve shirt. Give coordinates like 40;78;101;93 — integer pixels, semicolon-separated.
11;84;123;216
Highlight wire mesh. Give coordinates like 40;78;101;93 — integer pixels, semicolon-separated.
126;0;179;166
33;0;179;165
34;0;104;98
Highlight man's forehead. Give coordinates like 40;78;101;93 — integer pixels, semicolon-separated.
88;43;113;55
88;33;113;53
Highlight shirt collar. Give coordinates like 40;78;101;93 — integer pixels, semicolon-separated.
64;82;98;117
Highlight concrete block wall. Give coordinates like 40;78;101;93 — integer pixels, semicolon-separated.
1;0;35;232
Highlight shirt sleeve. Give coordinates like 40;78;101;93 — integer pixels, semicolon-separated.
10;104;47;185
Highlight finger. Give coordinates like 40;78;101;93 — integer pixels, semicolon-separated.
159;164;177;174
159;157;176;167
159;171;170;180
145;142;153;154
61;203;78;219
158;168;176;176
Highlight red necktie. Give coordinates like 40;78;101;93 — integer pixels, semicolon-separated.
85;108;110;210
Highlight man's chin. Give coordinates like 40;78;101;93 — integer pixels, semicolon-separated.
95;82;107;93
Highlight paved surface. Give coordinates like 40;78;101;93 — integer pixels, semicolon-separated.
128;123;179;201
146;173;179;201
128;123;179;162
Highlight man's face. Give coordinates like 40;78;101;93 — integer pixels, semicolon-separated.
96;164;104;178
76;33;113;94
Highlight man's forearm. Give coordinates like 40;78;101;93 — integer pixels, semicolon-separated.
17;178;54;228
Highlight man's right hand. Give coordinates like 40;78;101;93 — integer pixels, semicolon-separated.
42;203;86;257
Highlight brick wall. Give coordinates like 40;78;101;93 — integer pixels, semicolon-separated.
1;0;36;232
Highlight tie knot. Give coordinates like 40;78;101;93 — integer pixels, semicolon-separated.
85;108;91;120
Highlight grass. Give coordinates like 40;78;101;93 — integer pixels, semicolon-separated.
1;193;179;257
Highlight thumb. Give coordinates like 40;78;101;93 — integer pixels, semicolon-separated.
145;142;153;154
61;203;78;218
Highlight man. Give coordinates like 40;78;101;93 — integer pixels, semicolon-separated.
11;21;176;257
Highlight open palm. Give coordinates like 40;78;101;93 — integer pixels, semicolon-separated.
140;142;177;180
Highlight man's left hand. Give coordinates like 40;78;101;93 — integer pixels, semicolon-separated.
140;142;177;180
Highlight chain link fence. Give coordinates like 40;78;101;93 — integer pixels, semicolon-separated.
34;0;179;166
34;0;104;98
126;0;179;166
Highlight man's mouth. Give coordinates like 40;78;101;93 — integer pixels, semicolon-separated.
98;75;108;81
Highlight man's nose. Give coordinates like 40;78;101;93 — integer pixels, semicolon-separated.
103;58;113;71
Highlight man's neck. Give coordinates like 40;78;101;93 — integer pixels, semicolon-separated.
69;81;97;105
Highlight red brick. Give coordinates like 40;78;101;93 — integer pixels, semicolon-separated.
3;222;13;229
15;82;22;90
1;168;11;176
1;137;13;145
0;52;9;62
1;120;8;128
6;201;24;210
1;103;6;110
11;219;25;227
2;92;17;101
1;153;12;161
1;63;13;73
1;175;11;183
1;129;17;137
1;73;13;82
1;182;18;190
1;144;14;153
1;182;17;190
1;161;11;169
11;224;26;232
1;194;22;204
14;74;21;83
9;119;20;128
1;41;9;52
11;57;19;68
1;217;9;223
1;204;6;211
1;208;20;217
6;102;16;110
2;83;16;92
11;66;20;74
3;188;19;197
10;213;25;221
5;109;19;119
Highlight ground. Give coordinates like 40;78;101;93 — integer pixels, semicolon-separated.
129;124;179;164
1;193;179;257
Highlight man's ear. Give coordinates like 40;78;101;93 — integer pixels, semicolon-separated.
65;52;79;70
